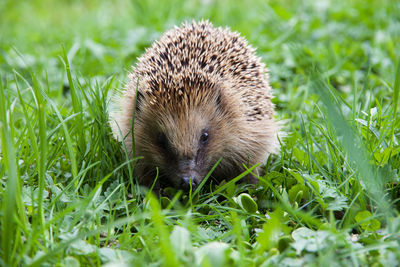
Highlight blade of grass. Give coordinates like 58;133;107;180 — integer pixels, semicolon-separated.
60;45;85;177
0;77;20;265
391;58;400;147
42;94;78;180
190;158;222;203
148;195;179;267
31;74;47;236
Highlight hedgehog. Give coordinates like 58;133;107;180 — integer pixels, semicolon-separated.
111;21;279;192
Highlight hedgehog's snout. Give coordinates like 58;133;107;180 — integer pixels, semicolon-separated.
177;157;201;191
180;175;200;191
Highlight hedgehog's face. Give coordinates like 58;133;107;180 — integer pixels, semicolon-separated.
134;85;236;191
151;103;226;191
154;123;212;191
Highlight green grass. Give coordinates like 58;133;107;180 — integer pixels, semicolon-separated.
1;0;400;266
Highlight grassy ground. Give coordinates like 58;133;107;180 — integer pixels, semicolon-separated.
1;0;400;266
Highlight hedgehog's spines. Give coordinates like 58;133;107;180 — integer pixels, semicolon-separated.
110;21;279;190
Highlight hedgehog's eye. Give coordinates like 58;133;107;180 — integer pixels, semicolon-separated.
157;132;169;149
200;131;209;145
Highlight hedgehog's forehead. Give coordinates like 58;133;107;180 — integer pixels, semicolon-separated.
140;82;221;132
144;93;213;140
142;76;219;109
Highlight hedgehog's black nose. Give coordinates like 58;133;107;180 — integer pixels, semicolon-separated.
180;176;199;192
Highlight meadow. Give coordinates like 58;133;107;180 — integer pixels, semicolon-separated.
1;0;400;266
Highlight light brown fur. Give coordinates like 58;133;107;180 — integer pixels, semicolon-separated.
110;21;278;191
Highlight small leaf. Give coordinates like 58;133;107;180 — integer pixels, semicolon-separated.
355;211;381;231
63;257;80;267
291;227;330;254
163;187;177;197
237;193;258;213
160;197;171;209
194;242;229;267
69;240;97;255
170;226;191;256
98;248;134;266
278;235;292;252
288;184;309;203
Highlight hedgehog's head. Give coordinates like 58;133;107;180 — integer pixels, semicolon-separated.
133;79;239;191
